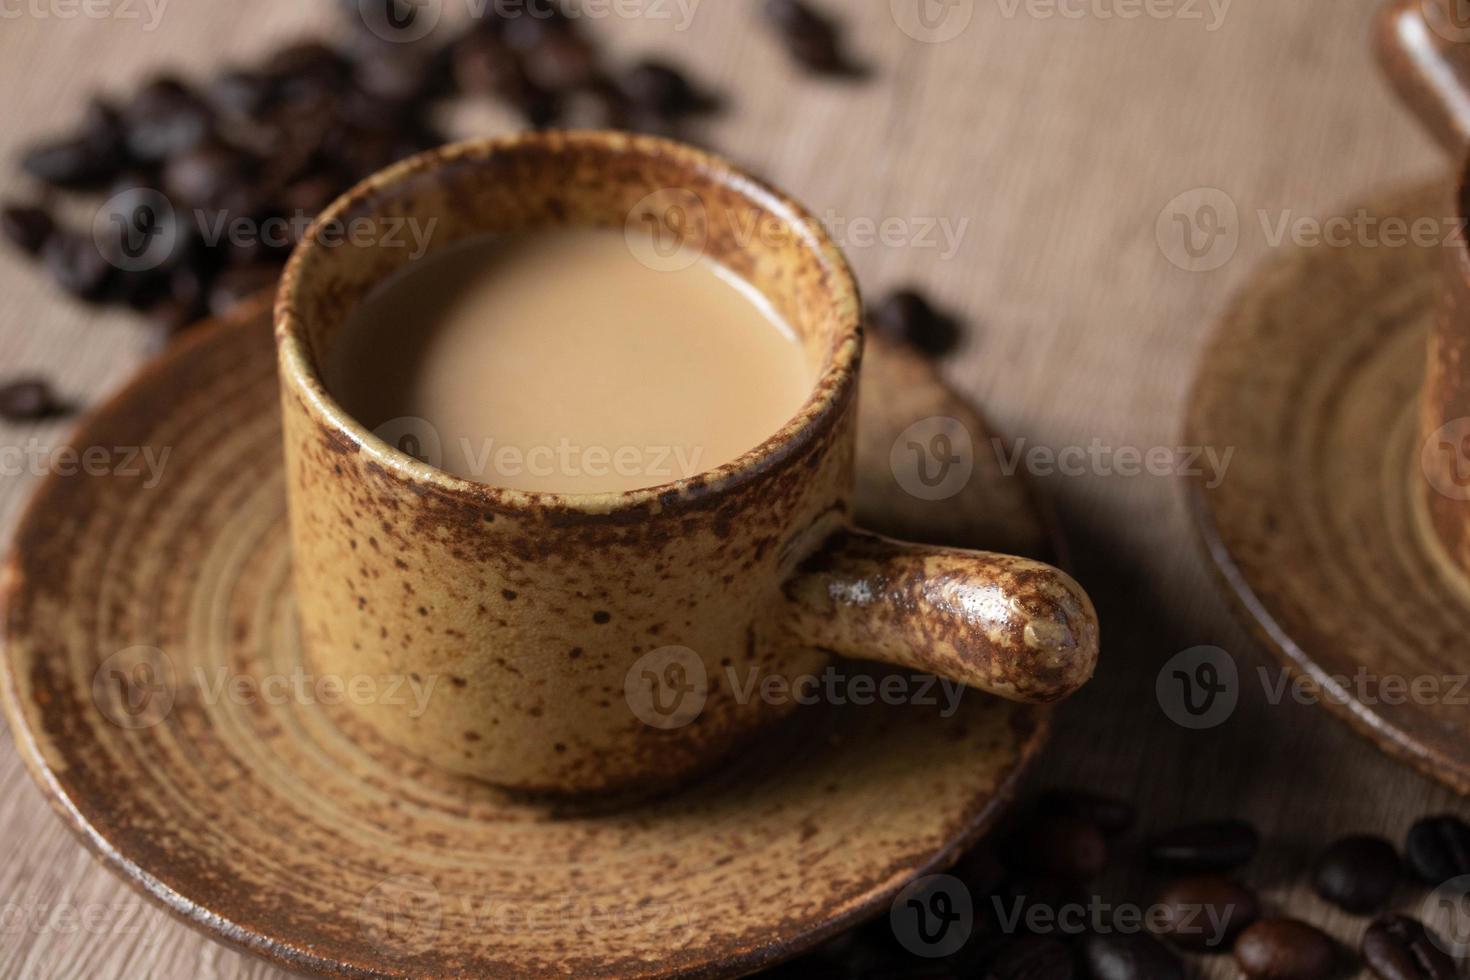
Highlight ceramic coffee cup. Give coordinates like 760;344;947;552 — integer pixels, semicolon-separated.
1379;0;1470;574
275;131;1099;794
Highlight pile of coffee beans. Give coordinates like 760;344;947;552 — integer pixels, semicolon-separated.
0;0;970;427
766;795;1470;979
1;1;724;328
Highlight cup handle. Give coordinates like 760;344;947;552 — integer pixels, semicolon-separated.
777;528;1099;704
1376;0;1470;154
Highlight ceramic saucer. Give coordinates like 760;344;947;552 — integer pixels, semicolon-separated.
0;295;1058;978
1187;180;1470;795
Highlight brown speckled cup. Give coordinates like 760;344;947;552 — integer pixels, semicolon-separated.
275;131;1099;794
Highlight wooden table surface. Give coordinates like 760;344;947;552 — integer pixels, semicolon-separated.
1;1;1466;977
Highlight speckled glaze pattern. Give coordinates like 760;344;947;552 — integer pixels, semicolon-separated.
1379;0;1470;575
275;132;1099;793
1186;180;1470;795
0;297;1056;978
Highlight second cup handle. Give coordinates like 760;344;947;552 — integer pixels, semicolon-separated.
777;528;1099;704
1377;0;1470;154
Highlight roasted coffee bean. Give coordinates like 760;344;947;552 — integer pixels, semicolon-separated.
1234;919;1337;980
123;77;213;163
0;378;65;421
163;139;256;210
207;69;276;119
523;31;600;92
1017;814;1108;880
1080;932;1184;980
1312;835;1400;914
870;288;962;357
1147;819;1259;872
763;0;857;76
22;97;126;188
207;263;280;317
989;934;1075;979
1038;789;1135;837
619;61;715;119
79;98;127;152
1363;915;1457;980
20;136;113;188
498;0;575;52
352;49;439;106
266;40;351;99
1152;875;1259;951
1406;815;1470;884
954;846;1007;896
1;203;56;255
43;231;111;300
453;30;520;94
451;29;559;123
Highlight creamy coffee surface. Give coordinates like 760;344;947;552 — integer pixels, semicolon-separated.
325;229;814;493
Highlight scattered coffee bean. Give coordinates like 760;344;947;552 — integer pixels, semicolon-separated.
20;135;115;189
1017;814;1108;880
1234;919;1337;980
953;845;1007;896
989;934;1075;979
1405;815;1470;884
762;0;861;77
1080;932;1184;980
1153;875;1259;951
1;204;56;255
870;288;963;357
1038;789;1135;837
162;139;257;210
619;60;716;120
0;378;65;421
1147;819;1259;872
1362;915;1458;980
206;68;275;119
523;31;600;92
1312;835;1400;914
42;231;111;301
122;77;213;163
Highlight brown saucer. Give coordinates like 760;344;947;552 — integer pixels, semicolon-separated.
1187;180;1470;795
0;295;1056;978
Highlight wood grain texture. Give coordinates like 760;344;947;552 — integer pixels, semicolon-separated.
0;1;1465;978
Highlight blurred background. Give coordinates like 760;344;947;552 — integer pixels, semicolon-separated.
0;2;1461;978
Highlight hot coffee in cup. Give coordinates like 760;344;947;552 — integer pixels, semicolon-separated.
275;131;1100;794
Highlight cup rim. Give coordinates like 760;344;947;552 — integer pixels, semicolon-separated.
275;130;862;515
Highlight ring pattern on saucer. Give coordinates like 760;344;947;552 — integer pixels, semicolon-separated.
1187;181;1470;794
1;300;1049;978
